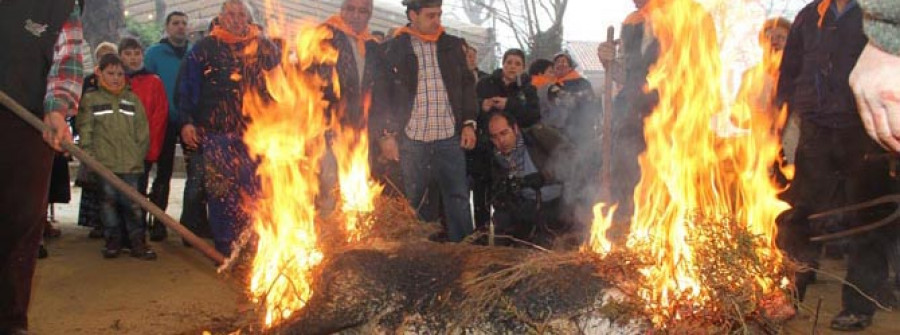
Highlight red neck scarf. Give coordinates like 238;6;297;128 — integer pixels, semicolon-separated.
324;15;374;56
393;25;445;43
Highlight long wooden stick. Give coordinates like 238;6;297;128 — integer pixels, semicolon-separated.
601;26;616;194
0;90;226;265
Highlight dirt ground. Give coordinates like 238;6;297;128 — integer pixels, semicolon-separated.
28;178;900;334
31;178;250;335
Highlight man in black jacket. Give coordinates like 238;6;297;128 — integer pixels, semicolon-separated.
316;0;379;215
371;0;477;242
487;111;570;246
777;0;894;331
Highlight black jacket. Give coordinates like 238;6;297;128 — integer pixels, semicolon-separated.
320;26;378;130
777;0;867;128
491;124;572;188
0;0;77;118
371;32;477;137
475;69;541;128
177;26;280;134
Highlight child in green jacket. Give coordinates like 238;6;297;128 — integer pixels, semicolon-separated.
76;54;155;260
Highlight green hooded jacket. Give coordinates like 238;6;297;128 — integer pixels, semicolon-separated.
76;86;149;174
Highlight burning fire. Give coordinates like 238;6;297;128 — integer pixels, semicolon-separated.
331;95;384;242
242;25;334;327
589;0;791;327
241;5;384;324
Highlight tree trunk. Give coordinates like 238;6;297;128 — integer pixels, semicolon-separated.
155;0;168;26
82;0;126;53
531;24;564;60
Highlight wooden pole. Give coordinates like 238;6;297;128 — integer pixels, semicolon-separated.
601;26;616;195
0;90;226;265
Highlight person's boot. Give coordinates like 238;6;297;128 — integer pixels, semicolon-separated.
102;238;121;259
130;237;157;261
38;243;48;259
149;217;168;242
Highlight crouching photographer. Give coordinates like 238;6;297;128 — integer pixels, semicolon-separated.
487;111;571;246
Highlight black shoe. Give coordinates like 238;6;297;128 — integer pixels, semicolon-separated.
102;248;121;259
149;221;168;241
830;310;873;331
130;247;157;261
88;226;103;239
37;245;48;259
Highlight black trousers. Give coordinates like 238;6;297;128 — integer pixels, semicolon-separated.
784;120;897;314
0;111;53;330
147;122;178;217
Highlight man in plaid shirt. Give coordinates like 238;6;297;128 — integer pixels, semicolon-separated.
372;0;478;242
0;1;83;332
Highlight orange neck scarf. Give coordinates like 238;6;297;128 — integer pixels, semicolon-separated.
210;24;260;44
556;70;583;85
97;68;125;95
531;74;553;88
394;25;445;43
325;15;374;56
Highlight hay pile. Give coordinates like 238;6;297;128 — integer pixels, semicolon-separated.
223;195;796;334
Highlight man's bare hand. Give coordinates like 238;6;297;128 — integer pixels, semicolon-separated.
460;126;476;150
851;43;900;152
42;112;72;152
379;135;400;162
597;40;618;67
181;124;200;150
493;97;508;110
481;98;494;112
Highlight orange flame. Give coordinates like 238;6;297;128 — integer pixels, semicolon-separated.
243;24;337;327
588;203;616;255
589;0;790;326
331;94;384;242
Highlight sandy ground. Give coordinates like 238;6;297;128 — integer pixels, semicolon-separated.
31;178;250;335
27;178;900;334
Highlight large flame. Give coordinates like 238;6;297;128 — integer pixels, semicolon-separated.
243;25;337;327
590;0;790;326
331;95;384;242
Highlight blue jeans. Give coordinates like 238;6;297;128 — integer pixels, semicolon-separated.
400;135;473;242
100;173;145;248
203;133;259;255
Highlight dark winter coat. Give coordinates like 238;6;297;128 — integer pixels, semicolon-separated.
177;25;280;135
320;26;378;130
777;0;867;129
370;32;477;137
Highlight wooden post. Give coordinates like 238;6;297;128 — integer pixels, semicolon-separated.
601;26;616;195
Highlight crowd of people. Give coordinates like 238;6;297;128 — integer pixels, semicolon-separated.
2;0;900;333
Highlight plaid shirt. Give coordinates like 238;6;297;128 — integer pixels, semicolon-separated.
44;4;84;117
404;37;456;142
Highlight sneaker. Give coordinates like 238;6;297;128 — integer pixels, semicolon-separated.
130;247;157;261
102;248;121;259
830;310;873;331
